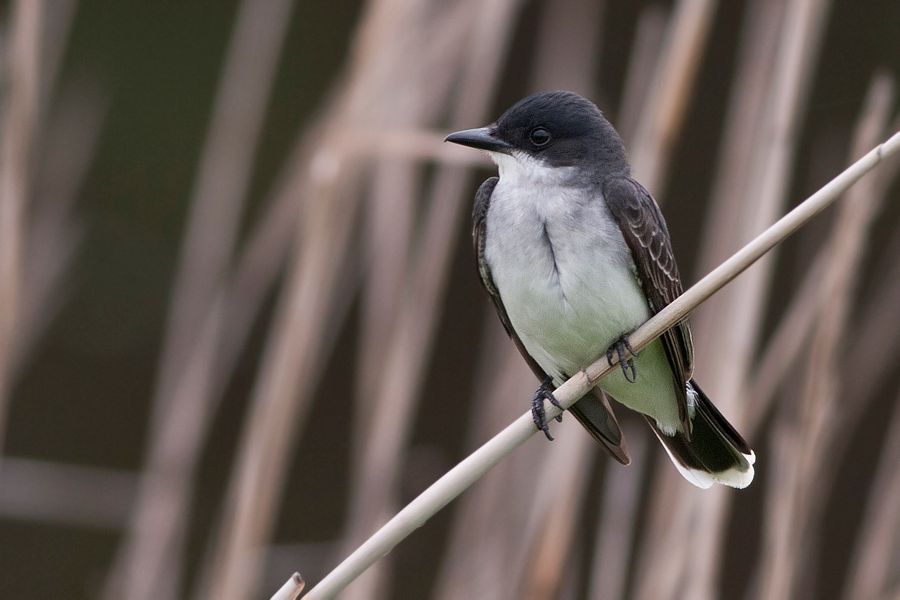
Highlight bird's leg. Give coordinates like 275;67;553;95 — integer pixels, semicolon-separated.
532;377;563;441
606;334;637;383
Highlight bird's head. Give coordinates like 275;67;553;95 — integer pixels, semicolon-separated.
445;90;629;184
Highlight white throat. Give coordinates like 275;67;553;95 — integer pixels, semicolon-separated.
489;150;576;188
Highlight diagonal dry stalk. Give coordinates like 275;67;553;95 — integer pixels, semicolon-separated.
757;73;894;600
35;0;76;113
100;2;295;598
353;160;416;447
627;0;716;193
692;0;830;423
198;2;490;598
12;84;105;376
198;136;363;600
0;0;43;452
10;0;85;373
299;130;900;600
338;2;522;598
746;111;900;439
346;0;483;470
8;0;87;378
743;252;826;433
617;5;666;145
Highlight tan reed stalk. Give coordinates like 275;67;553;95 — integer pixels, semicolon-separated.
100;3;295;598
627;0;715;192
300;129;900;600
0;0;43;452
198;144;363;600
341;5;481;590
693;0;785;276
12;86;105;375
198;2;487;598
617;5;667;145
353;160;416;439
744;252;826;434
350;0;480;445
9;0;86;374
338;3;522;598
747;116;900;440
196;16;477;598
34;0;75;112
759;74;894;600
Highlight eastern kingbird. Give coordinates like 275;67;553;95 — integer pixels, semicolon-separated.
446;91;755;488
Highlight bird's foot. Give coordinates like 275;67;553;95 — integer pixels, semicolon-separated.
606;335;637;383
532;377;563;441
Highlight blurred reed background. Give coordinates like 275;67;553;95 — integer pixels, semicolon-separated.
1;0;899;598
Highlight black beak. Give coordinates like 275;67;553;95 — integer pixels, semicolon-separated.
444;127;512;153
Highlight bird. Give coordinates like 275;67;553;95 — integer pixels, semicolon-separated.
445;90;755;489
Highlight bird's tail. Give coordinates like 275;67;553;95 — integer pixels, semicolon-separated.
647;380;755;489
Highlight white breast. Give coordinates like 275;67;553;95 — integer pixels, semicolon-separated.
484;158;649;382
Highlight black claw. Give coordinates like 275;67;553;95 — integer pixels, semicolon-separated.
532;378;562;440
607;335;637;383
543;377;564;421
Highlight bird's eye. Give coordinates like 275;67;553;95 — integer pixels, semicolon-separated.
529;127;551;147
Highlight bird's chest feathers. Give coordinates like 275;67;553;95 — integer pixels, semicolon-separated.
485;178;647;372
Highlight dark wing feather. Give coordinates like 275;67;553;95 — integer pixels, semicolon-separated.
473;177;629;464
602;176;694;433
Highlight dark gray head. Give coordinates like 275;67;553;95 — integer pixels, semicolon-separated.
445;91;629;178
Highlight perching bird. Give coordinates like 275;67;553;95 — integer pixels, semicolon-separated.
446;91;754;488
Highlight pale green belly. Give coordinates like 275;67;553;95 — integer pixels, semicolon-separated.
501;256;682;432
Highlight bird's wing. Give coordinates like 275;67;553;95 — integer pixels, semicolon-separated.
602;176;694;433
473;177;629;464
